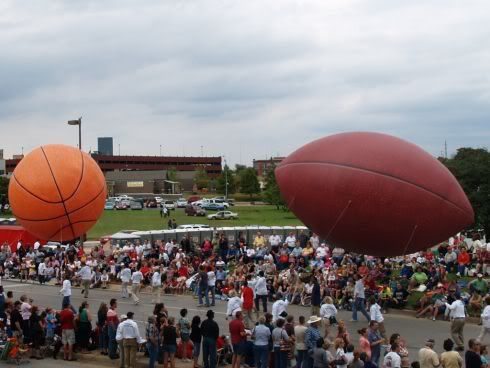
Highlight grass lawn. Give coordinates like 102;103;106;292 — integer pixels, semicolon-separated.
88;205;302;239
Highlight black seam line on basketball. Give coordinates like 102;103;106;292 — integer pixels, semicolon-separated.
46;219;97;240
40;146;76;239
11;174;65;204
62;149;85;202
14;185;106;222
277;161;472;217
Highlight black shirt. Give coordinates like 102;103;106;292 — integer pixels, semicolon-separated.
465;350;482;368
200;319;219;340
163;325;177;346
190;325;202;343
10;309;22;331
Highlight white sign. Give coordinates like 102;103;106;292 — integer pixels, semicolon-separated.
127;181;144;188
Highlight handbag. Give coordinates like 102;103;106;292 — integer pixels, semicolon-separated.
279;329;293;360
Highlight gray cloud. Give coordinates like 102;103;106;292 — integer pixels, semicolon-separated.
0;0;489;165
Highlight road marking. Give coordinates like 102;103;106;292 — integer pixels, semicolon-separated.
1;284;31;289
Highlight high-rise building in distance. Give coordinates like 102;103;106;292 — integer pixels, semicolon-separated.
98;137;113;156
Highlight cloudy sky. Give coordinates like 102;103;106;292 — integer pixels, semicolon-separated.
1;0;489;166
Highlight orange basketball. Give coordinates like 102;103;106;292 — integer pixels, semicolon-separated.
8;144;107;241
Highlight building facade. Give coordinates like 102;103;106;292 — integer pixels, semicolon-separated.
98;137;114;156
6;154;222;177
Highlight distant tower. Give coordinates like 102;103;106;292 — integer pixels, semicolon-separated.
98;137;114;156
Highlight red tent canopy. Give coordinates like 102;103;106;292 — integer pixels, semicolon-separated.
0;225;45;252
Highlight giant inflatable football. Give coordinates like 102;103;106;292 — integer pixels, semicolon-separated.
8;144;107;241
275;132;474;256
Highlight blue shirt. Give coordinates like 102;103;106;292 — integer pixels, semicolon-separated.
305;326;321;351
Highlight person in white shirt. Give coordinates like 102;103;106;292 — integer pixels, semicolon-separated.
226;290;242;319
77;262;92;298
320;296;338;326
115;311;142;368
59;275;72;309
269;233;281;248
384;343;402;368
316;244;327;260
131;268;143;305
445;293;466;350
285;233;296;249
119;264;132;299
101;270;109;289
37;260;47;285
478;295;490;343
208;269;216;307
151;266;162;303
369;297;386;337
271;292;289;322
310;234;320;249
254;271;268;317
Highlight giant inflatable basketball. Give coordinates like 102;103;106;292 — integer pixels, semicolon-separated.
276;132;474;256
8;144;107;241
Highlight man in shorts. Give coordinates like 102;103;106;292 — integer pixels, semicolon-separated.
60;302;76;361
229;311;246;368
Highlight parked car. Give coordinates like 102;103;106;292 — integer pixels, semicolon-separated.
154;196;163;204
207;211;239;220
177;224;210;229
176;198;188;208
210;198;230;208
201;202;225;211
130;201;143;210
187;195;201;204
116;202;129;210
163;200;176;210
104;201;116;210
146;200;158;208
185;205;207;217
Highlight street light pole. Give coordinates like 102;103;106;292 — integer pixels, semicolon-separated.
67;117;82;150
224;157;228;199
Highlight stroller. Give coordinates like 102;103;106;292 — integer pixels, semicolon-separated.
0;337;29;365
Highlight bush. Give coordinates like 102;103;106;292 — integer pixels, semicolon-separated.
232;193;264;202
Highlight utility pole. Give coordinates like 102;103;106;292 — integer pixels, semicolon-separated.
444;140;448;159
224;157;228;200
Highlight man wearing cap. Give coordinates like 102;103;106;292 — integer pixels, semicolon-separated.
120;264;131;299
418;339;439;368
116;312;142;368
304;316;322;368
469;274;489;295
446;293;466;351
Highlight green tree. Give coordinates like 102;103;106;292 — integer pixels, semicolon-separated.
0;177;8;197
166;166;178;182
441;147;490;235
239;168;260;198
0;177;9;213
263;164;287;210
216;165;236;195
194;167;210;190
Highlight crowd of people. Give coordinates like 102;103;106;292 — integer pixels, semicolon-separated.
0;229;488;368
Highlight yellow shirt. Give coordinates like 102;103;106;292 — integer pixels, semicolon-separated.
440;351;462;368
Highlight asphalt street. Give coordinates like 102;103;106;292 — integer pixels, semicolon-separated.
1;279;486;367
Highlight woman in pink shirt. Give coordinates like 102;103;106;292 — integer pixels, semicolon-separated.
358;328;371;360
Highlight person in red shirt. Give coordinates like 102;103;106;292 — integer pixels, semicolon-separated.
457;247;470;276
229;311;246;368
242;279;255;329
59;302;76;361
